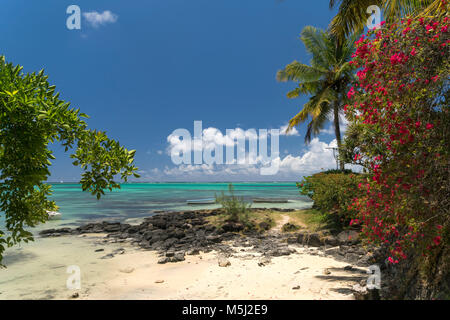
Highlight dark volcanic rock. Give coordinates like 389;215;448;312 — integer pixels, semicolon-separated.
173;228;186;239
127;226;140;234
39;229;57;235
172;251;185;262
37;208;373;267
221;222;244;232
337;230;360;244
206;235;222;243
102;223;121;232
152;218;168;229
39;228;72;237
281;223;300;232
187;248;200;255
323;235;339;246
162;237;178;250
158;257;169;264
297;232;322;247
268;247;295;257
258;222;271;231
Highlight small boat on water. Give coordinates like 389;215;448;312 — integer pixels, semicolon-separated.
47;211;62;220
186;198;216;205
252;198;289;203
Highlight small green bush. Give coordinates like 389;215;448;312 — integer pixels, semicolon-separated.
298;172;366;229
215;183;251;224
282;222;300;232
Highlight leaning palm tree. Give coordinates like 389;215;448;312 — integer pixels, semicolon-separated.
277;26;357;170
329;0;447;43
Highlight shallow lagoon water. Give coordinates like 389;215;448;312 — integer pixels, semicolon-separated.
41;182;312;227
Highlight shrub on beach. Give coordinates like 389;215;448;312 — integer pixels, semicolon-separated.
345;10;449;269
343;9;450;298
215;183;251;225
298;172;365;230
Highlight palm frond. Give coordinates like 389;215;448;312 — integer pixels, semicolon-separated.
341;31;360;61
276;61;325;83
416;0;448;18
328;0;383;44
304;108;332;143
286;82;320;99
286;86;336;133
288;109;310;132
329;0;441;43
279;25;354;145
384;0;436;22
300;26;331;69
334;61;353;81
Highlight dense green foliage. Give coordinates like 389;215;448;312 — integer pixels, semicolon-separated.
298;172;366;229
277;26;358;169
317;168;356;175
0;56;139;265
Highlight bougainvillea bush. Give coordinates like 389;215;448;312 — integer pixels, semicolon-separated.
345;8;449;265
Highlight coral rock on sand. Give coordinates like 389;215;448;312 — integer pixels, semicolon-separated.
218;256;231;267
187;248;200;255
258;256;272;267
158;251;186;264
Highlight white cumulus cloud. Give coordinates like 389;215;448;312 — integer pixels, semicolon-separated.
279;124;299;136
140;134;348;181
83;10;118;28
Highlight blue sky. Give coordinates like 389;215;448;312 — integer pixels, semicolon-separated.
1;0;348;182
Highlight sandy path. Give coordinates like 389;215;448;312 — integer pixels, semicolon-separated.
271;214;291;233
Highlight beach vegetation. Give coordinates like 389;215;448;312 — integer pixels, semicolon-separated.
281;222;301;232
205;208;327;234
345;9;449;264
0;57;140;266
343;9;449;297
298;172;365;231
215;183;251;225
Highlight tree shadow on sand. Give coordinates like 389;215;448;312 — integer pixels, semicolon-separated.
314;266;369;295
2;250;37;266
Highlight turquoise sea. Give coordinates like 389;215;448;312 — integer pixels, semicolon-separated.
44;182;312;227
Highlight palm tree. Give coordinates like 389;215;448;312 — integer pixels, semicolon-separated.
328;0;446;43
277;26;357;170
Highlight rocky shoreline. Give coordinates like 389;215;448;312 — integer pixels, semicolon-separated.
39;208;385;299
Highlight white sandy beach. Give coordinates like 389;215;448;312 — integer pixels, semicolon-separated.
1;231;365;300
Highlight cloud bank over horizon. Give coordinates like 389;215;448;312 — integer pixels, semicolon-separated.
136;122;353;181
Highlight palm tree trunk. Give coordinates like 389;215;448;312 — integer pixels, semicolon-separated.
333;103;344;170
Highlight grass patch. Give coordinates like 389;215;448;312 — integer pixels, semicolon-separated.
281;223;300;232
205;208;327;233
206;209;276;232
282;209;327;232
